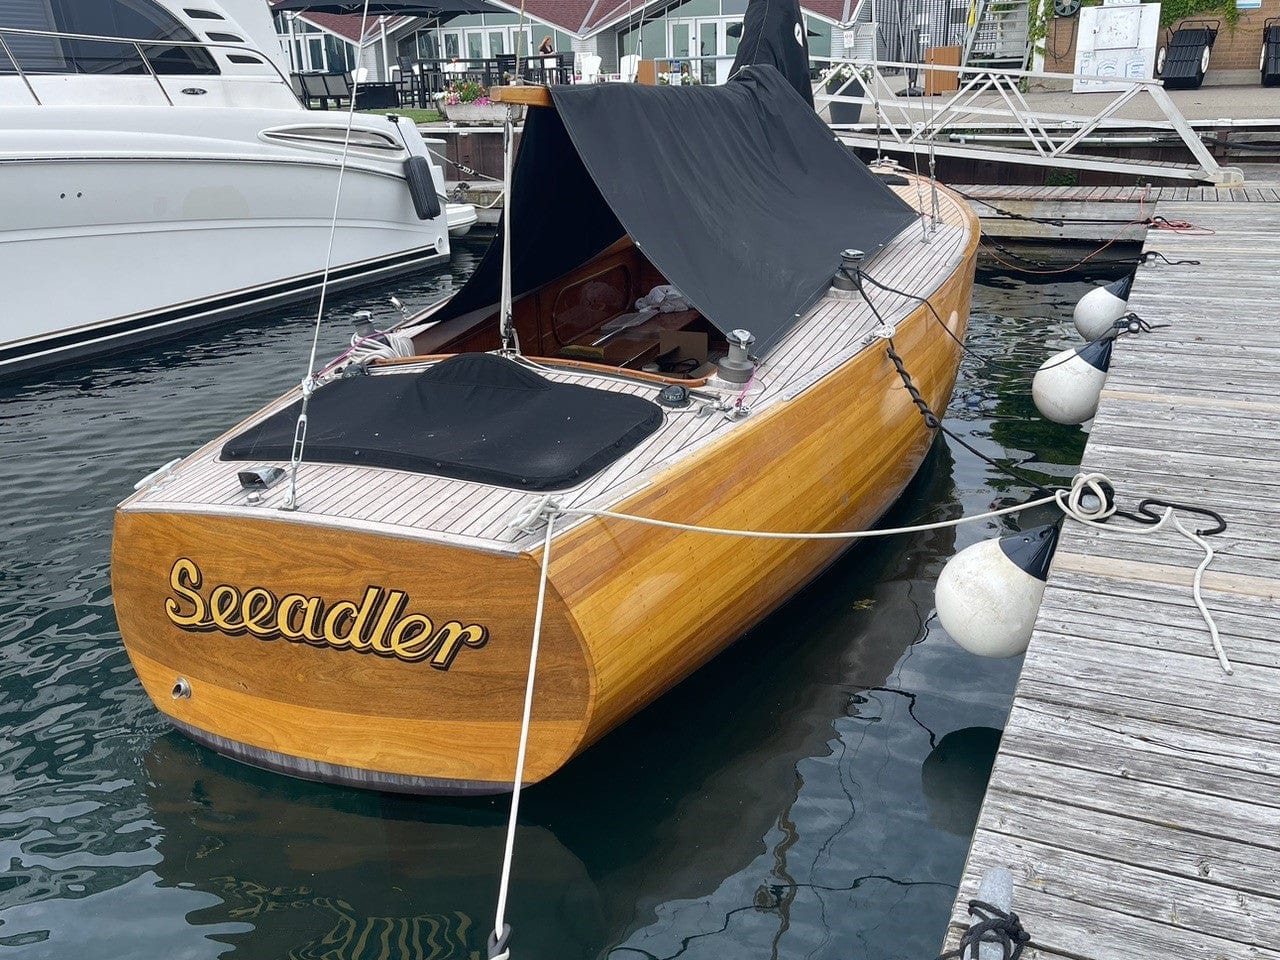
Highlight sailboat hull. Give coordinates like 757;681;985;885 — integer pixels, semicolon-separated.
111;227;977;794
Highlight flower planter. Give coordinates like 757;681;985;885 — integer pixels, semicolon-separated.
440;101;522;125
825;75;863;125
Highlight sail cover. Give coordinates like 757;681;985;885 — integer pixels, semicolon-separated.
729;0;814;105
431;66;915;354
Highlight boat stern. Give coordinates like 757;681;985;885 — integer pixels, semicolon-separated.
111;507;593;794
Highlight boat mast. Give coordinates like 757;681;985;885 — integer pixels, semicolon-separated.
498;105;516;354
499;1;526;356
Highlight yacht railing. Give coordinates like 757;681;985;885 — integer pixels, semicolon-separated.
812;56;1243;185
0;25;292;106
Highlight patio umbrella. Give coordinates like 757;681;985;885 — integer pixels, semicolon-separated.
271;0;500;14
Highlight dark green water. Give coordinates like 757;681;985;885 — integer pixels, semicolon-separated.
0;245;1096;960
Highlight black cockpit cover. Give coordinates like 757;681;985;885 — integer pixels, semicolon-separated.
222;354;663;491
429;65;915;354
729;0;814;105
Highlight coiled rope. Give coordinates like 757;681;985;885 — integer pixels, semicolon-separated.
937;899;1032;960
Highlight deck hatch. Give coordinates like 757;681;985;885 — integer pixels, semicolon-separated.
221;353;664;492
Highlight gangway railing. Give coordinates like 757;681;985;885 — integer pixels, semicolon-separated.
0;25;293;107
814;57;1243;185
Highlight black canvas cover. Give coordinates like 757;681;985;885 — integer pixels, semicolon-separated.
729;0;814;105
431;66;915;355
222;354;663;491
426;106;625;331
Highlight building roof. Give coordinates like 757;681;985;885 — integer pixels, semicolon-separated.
271;0;852;45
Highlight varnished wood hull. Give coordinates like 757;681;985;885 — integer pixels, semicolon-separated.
111;205;979;794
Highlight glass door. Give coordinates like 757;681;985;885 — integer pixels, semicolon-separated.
504;27;530;58
694;19;718;84
668;19;692;82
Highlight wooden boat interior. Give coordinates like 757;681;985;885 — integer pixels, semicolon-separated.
126;178;972;559
410;236;728;377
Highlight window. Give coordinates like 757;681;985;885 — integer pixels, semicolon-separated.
0;0;217;74
551;266;632;346
413;30;439;60
264;126;402;152
324;34;352;72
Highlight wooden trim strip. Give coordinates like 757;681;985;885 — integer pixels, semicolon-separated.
491;85;553;107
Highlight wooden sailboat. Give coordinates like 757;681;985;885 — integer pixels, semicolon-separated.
111;55;979;795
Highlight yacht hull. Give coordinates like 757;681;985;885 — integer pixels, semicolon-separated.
0;112;450;377
110;230;978;794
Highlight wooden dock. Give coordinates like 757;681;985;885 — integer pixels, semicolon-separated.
944;200;1280;958
955;183;1280;244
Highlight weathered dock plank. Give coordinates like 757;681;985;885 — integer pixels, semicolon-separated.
944;201;1280;959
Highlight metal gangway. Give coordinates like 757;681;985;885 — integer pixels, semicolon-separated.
815;57;1244;186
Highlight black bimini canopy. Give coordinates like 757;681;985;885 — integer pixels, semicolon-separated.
431;66;915;355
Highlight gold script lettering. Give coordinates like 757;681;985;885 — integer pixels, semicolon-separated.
389;614;435;662
429;622;489;670
209;585;245;632
165;558;209;628
276;595;309;640
241;588;275;637
162;560;486;669
368;591;407;656
322;600;359;648
300;597;326;645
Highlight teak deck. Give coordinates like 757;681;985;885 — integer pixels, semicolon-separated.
130;183;972;556
945;201;1280;958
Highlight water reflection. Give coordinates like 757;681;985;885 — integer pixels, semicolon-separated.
921;728;1003;839
0;260;1090;960
143;736;603;960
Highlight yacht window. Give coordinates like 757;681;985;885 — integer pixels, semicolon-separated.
206;32;243;43
0;0;219;75
0;0;63;73
183;8;224;18
263;126;404;152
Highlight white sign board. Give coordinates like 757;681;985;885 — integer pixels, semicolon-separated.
1073;1;1161;93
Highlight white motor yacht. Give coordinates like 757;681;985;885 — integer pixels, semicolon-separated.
0;0;469;377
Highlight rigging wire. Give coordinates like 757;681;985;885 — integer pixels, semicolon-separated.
281;0;373;511
489;508;557;960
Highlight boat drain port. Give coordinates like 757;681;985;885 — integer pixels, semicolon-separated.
171;677;192;700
